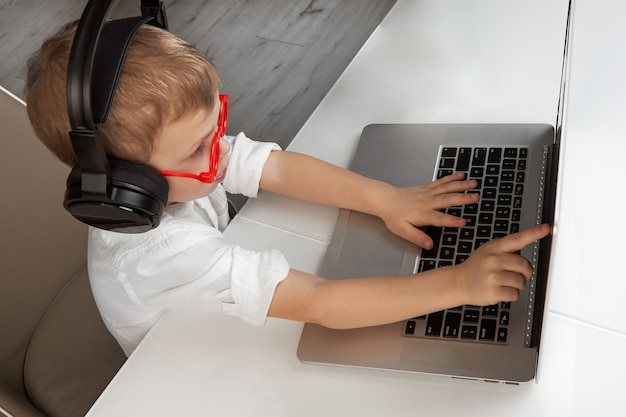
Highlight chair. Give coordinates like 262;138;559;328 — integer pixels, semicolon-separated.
0;87;126;417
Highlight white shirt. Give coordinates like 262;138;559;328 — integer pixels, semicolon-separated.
88;133;290;356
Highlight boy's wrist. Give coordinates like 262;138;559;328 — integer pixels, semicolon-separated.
426;264;468;309
367;181;398;220
448;265;468;307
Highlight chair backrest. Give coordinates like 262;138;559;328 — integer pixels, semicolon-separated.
0;87;126;417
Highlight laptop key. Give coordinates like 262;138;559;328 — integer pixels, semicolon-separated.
483;188;497;199
455;255;469;264
486;164;500;175
488;148;502;163
440;247;455;259
470;167;484;178
480;200;495;211
462;215;476;227
501;170;515;181
458;241;473;253
478;213;493;224
472;147;487;166
421;226;442;259
494;220;509;232
438;169;453;179
482;304;498;317
498;195;512;206
485;176;499;188
504;148;518;158
447;208;462;217
497;328;508;343
519;148;528;158
404;320;416;335
440;158;455;168
419;259;437;272
441;147;457;157
442;233;457;246
461;325;478;340
464;203;479;215
463;309;480;323
496;207;511;218
499;183;514;194
477;226;491;237
503;159;516;169
456;148;472;171
459;228;474;240
425;311;444;336
499;311;510;326
443;312;461;338
474;239;489;249
479;319;496;341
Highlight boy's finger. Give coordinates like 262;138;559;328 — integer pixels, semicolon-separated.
389;222;434;250
496;224;551;253
433;172;466;184
411;228;434;250
431;175;477;194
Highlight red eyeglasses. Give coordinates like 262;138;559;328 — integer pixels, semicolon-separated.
160;94;228;183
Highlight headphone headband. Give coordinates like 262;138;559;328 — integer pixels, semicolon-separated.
67;0;168;134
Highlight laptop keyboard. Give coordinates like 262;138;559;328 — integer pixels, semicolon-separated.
402;145;529;344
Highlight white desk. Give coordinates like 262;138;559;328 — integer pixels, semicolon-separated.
238;0;568;241
87;0;626;415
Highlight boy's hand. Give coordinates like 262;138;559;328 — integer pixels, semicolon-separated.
380;173;478;249
451;224;551;306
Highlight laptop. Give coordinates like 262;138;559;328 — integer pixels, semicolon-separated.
296;1;573;384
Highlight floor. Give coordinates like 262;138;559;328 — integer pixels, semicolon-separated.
0;0;395;209
0;0;395;149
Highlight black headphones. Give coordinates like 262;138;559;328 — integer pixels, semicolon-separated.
64;0;170;233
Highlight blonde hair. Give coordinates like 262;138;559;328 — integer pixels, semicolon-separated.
25;20;221;166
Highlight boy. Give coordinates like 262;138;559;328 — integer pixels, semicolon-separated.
25;21;550;356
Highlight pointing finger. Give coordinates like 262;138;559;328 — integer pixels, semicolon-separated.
496;224;551;253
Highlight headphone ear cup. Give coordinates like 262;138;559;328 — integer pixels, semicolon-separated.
107;159;169;206
63;159;169;233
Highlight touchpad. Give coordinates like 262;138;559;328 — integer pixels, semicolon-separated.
337;211;406;267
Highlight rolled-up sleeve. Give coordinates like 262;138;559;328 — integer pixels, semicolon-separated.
219;245;290;324
222;132;281;197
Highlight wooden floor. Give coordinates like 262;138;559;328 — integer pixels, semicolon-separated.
0;0;396;151
0;0;395;209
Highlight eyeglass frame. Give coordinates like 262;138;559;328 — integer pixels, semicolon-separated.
159;94;228;184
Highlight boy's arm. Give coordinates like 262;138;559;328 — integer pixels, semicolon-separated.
267;224;550;328
259;150;478;249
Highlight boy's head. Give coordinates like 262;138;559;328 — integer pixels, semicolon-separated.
25;20;221;168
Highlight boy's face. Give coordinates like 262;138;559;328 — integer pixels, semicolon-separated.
148;95;230;204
